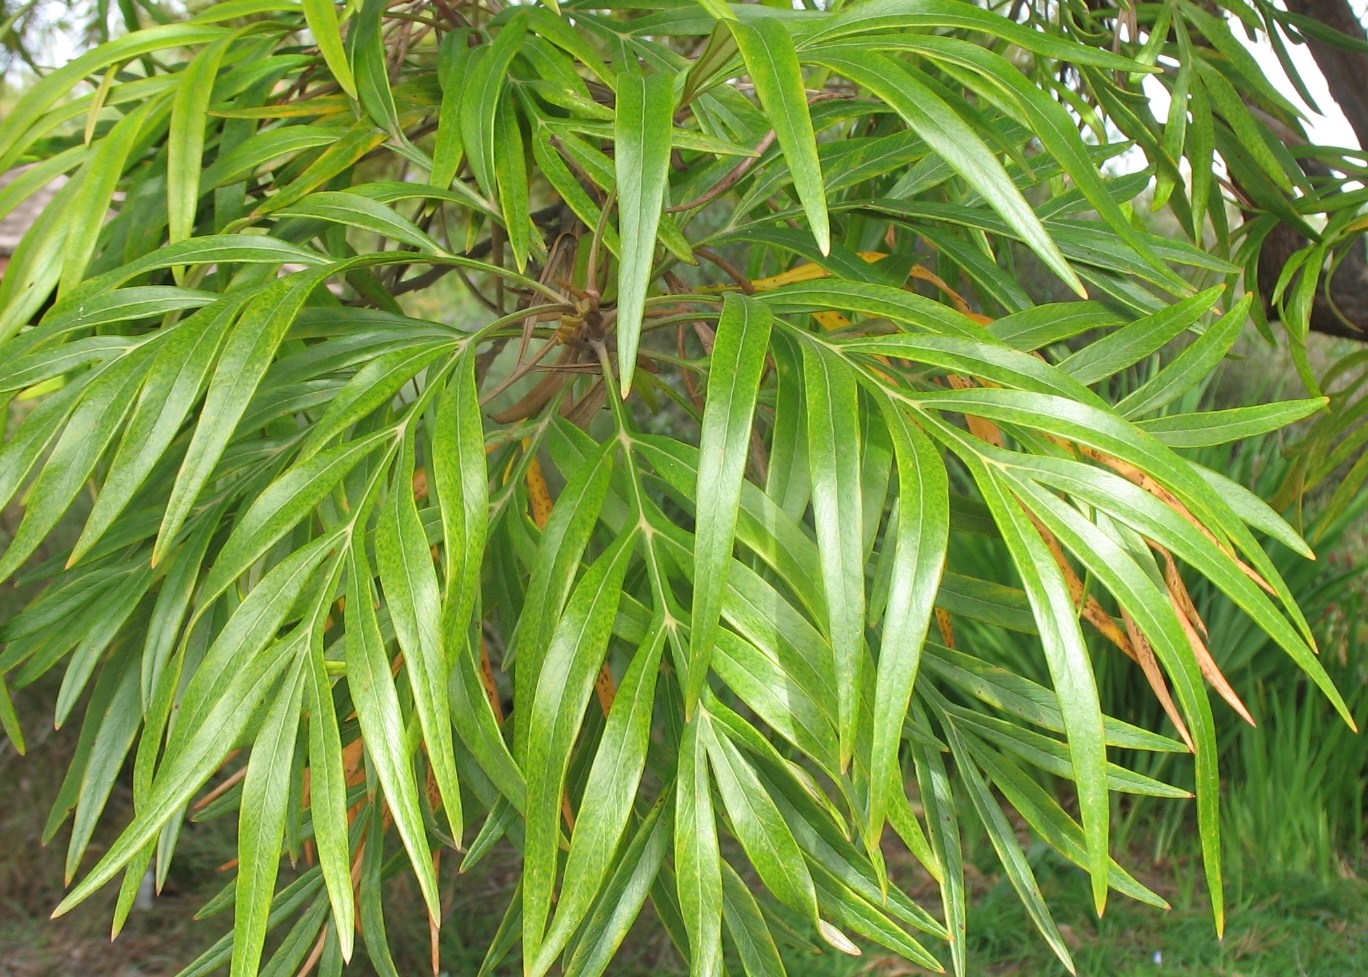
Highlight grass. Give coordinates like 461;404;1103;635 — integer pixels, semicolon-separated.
952;854;1368;977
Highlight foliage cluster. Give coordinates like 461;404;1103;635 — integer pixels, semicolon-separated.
0;1;1363;975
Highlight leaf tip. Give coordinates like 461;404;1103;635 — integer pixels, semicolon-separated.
817;919;861;956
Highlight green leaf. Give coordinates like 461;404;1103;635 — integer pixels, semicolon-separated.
51;536;327;916
562;800;671;977
512;440;615;754
432;29;474;191
522;530;638;964
68;298;242;564
706;720;818;921
1058;287;1222;386
943;718;1074;971
814;52;1085;297
696;0;737;22
344;542;441;919
63;99;161;295
1137;399;1327;447
1117;295;1254;418
350;0;403;138
231;661;306;977
613;68;678;396
154;270;326;566
275;191;447;253
460;13;528;200
721;863;788;977
912;704;966;977
432;352;489;669
303;0;358;98
201;431;391;601
169;37;231;248
676;714;723;977
376;433;464;843
0;22;229;173
968;458;1110;913
534;622;667;975
304;630;355;962
0;354;149;583
730;18;829;254
687;292;773;714
802;342;865;770
868;402;948;840
0;674;22;754
64;649;142;876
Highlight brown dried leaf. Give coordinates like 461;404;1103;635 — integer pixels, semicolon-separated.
1120;609;1193;751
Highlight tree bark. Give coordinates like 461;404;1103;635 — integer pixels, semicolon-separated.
1256;0;1368;341
1283;0;1368;151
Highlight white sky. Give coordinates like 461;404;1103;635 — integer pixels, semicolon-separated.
1246;7;1364;150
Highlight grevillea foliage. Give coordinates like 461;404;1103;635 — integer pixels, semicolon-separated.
0;1;1360;975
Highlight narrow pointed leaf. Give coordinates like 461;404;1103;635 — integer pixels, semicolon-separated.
535;623;666;975
376;434;464;843
687;292;772;714
869;403;948;840
676;715;723;977
802;342;865;769
731;18;829;254
304;638;355;961
344;545;441;918
154;270;324;566
231;662;306;977
613;69;677;396
815;52;1085;296
969;460;1110;913
303;0;358;98
523;530;637;963
432;351;489;665
169;38;230;247
706;722;818;921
